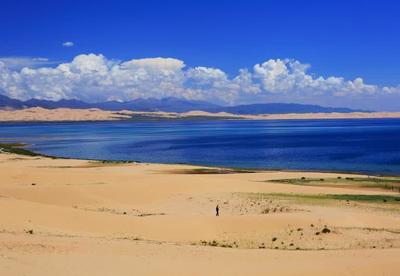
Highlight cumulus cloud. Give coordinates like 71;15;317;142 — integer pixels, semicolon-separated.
0;53;399;110
62;41;74;47
252;59;378;96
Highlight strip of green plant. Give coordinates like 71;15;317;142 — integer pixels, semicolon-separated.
243;192;400;204
92;160;136;164
1;143;140;162
182;168;255;174
0;143;55;158
267;177;400;191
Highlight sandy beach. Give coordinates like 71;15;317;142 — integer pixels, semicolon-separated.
0;150;399;275
2;107;400;122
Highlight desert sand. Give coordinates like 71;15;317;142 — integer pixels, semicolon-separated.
0;151;399;275
1;107;400;121
0;107;136;121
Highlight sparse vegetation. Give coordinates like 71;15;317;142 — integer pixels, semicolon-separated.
239;192;400;214
0;143;138;163
137;212;166;217
171;168;256;174
266;176;400;192
95;159;136;164
321;227;331;234
246;192;400;204
199;240;235;248
0;143;54;158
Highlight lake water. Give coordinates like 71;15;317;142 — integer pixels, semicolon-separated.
1;119;400;175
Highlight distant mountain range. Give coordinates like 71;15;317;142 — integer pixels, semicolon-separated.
0;94;367;114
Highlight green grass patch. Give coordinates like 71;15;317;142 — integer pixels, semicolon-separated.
266;177;400;192
172;168;255;174
0;143;54;158
325;194;400;203
0;143;138;162
243;192;400;205
93;160;136;164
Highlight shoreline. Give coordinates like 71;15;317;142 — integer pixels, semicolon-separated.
2;116;400;125
1;142;399;177
2;107;400;122
1;145;400;275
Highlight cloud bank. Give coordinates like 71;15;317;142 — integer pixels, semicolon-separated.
0;54;399;110
0;57;55;70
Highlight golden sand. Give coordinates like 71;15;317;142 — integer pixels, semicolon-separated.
0;152;399;275
1;107;400;121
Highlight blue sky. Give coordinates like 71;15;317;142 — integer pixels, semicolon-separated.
1;0;400;110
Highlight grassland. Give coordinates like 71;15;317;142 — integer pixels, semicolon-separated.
266;176;400;192
239;192;400;214
245;192;400;203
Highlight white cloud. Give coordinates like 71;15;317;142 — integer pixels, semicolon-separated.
252;59;378;96
0;57;54;70
0;54;399;110
382;85;400;94
121;57;184;71
62;41;74;47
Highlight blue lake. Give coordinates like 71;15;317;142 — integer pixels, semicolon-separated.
1;119;400;175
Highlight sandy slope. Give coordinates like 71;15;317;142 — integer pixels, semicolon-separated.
0;107;135;121
0;153;399;275
1;107;400;121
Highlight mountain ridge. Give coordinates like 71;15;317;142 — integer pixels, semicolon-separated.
0;94;368;114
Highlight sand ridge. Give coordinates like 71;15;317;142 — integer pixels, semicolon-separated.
2;107;400;121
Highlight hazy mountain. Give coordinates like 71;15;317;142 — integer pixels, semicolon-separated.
0;94;368;114
96;97;220;112
0;94;27;109
23;98;94;109
208;103;363;114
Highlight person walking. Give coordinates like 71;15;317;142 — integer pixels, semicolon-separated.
216;204;219;216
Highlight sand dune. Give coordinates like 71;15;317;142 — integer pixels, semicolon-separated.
0;152;399;275
1;107;400;121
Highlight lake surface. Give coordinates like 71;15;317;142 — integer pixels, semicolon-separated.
1;119;400;175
